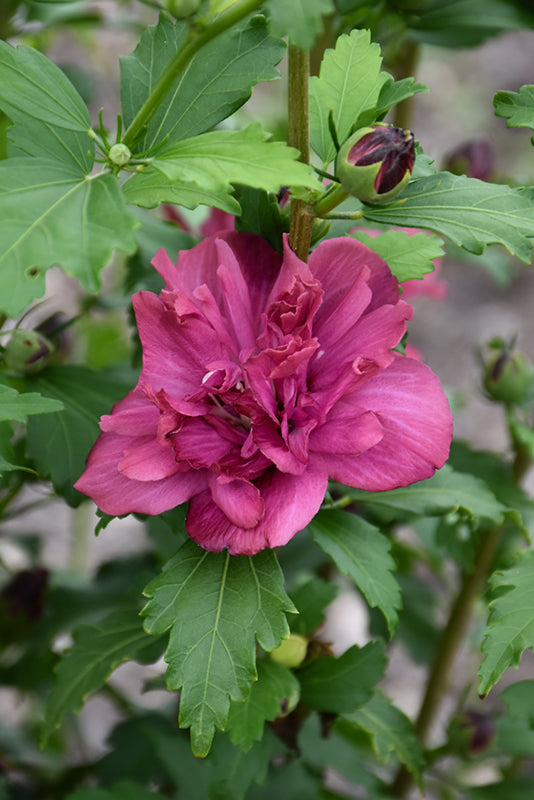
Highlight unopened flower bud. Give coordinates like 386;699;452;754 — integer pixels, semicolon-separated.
163;0;202;18
3;329;54;375
108;143;132;167
483;347;534;407
270;633;308;668
1;568;49;623
336;123;415;205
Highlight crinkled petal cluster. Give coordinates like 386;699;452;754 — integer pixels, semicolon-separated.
75;232;452;555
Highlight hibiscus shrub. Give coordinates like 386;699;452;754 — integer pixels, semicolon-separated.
1;2;534;799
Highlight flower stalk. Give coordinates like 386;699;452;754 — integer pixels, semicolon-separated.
287;45;314;261
122;0;264;150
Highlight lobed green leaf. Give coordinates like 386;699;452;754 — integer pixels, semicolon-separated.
122;124;320;211
141;540;295;757
120;12;285;154
298;641;386;713
42;609;163;746
226;659;299;752
478;549;534;696
344;689;424;786
362;172;534;263
500;680;534;726
352;229;444;283
309;510;401;635
265;0;334;50
0;384;63;423
310;29;387;166
0;159;138;317
494;85;534;131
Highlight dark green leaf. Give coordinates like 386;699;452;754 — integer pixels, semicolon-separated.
343;464;507;525
362;172;534;263
478;549;534;696
468;779;534;800
42;609;163;745
298;641;386;713
141;540;295;756
500;680;534;726
120;13;285;153
227;659;299;752
494;716;534;756
122;125;320;211
0;40;91;132
210;731;287;800
265;0;334;50
0;159;138;317
310;29;386;166
375;76;428;119
309;510;401;635
344;689;424;786
290;577;339;636
409;0;534;48
494;85;534;131
128;206;196;266
0;384;63;422
234;186;288;253
25;365;136;505
65;782;169;800
351;229;444;283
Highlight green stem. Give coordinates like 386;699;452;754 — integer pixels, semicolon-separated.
122;0;264;150
310;182;350;218
390;448;531;797
391;38;420;130
287;45;314;262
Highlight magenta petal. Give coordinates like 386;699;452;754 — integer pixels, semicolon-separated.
321;355;452;490
310;405;384;455
74;432;207;516
118;437;180;481
99;390;159;436
208;473;264;528
186;466;328;555
216;238;257;350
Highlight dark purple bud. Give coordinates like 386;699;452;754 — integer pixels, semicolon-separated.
443;138;493;181
458;710;496;755
1;568;49;623
336;124;415;204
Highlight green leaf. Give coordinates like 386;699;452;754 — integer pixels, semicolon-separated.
122;125;320;211
0;159;138;317
209;731;281;800
227;659;299;752
0;384;63;422
409;0;534;48
468;779;534;800
141;540;295;757
120;13;285;153
494;85;534;131
478;549;534;696
500;680;534;726
42;609;163;745
375;75;428;119
362;172;534;264
7;114;93;173
342;464;507;525
298;641;386;713
25;365;136;505
289;577;339;636
344;689;424;786
0;40;91;132
309;510;401;636
351;229;444;283
265;0;334;50
310;29;387;166
65;782;169;800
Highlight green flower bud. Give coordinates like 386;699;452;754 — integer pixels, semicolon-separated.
3;329;54;375
163;0;202;18
483;349;534;406
336;123;415;205
269;634;308;669
108;143;131;167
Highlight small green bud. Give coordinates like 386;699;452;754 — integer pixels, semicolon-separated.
483;349;534;406
269;634;308;668
163;0;202;18
108;143;131;167
3;329;54;375
336;123;415;205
